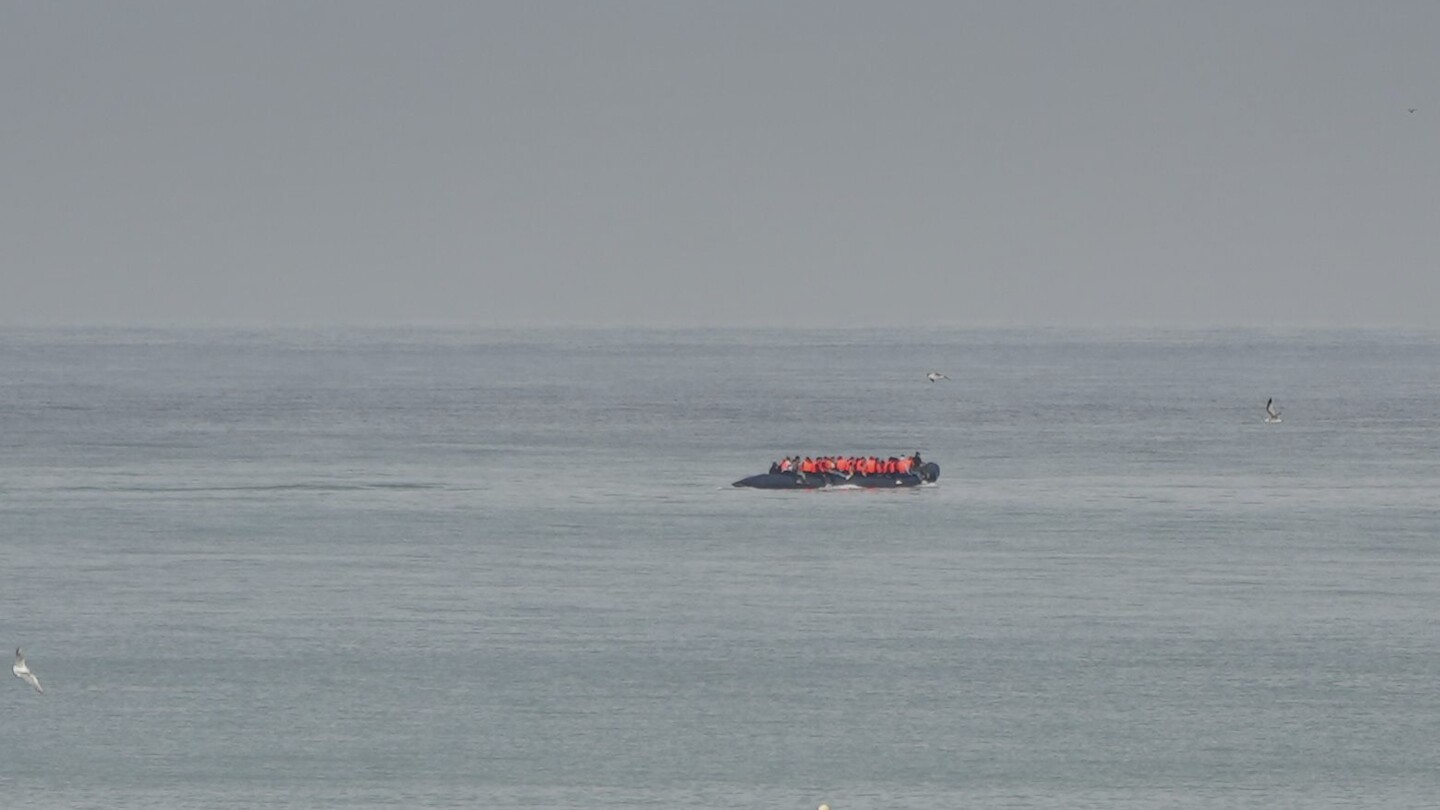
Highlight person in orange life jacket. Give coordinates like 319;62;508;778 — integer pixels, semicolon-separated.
778;457;793;472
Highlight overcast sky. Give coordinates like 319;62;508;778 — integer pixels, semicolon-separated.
2;1;1436;327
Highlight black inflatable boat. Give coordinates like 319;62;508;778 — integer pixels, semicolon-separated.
733;462;939;489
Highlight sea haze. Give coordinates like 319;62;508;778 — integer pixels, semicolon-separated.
3;327;1438;809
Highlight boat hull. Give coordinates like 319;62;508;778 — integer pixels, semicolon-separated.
733;462;939;489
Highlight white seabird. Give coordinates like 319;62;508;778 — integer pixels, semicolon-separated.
1265;398;1282;423
926;372;950;382
13;648;43;693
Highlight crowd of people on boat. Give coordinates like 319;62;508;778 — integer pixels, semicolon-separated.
769;452;925;478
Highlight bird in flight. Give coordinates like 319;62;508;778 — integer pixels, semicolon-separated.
1265;398;1282;423
926;372;950;382
13;648;43;693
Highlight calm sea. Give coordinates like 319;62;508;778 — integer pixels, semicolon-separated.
2;327;1438;809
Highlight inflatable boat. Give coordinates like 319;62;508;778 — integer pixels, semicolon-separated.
733;462;939;489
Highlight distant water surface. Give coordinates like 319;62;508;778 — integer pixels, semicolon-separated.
2;327;1438;809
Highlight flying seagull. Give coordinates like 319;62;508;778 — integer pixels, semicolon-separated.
1265;398;1282;423
926;372;950;382
13;648;43;693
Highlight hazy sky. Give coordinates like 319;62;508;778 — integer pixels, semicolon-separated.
3;1;1436;327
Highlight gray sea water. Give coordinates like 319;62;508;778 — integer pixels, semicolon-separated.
2;327;1438;809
